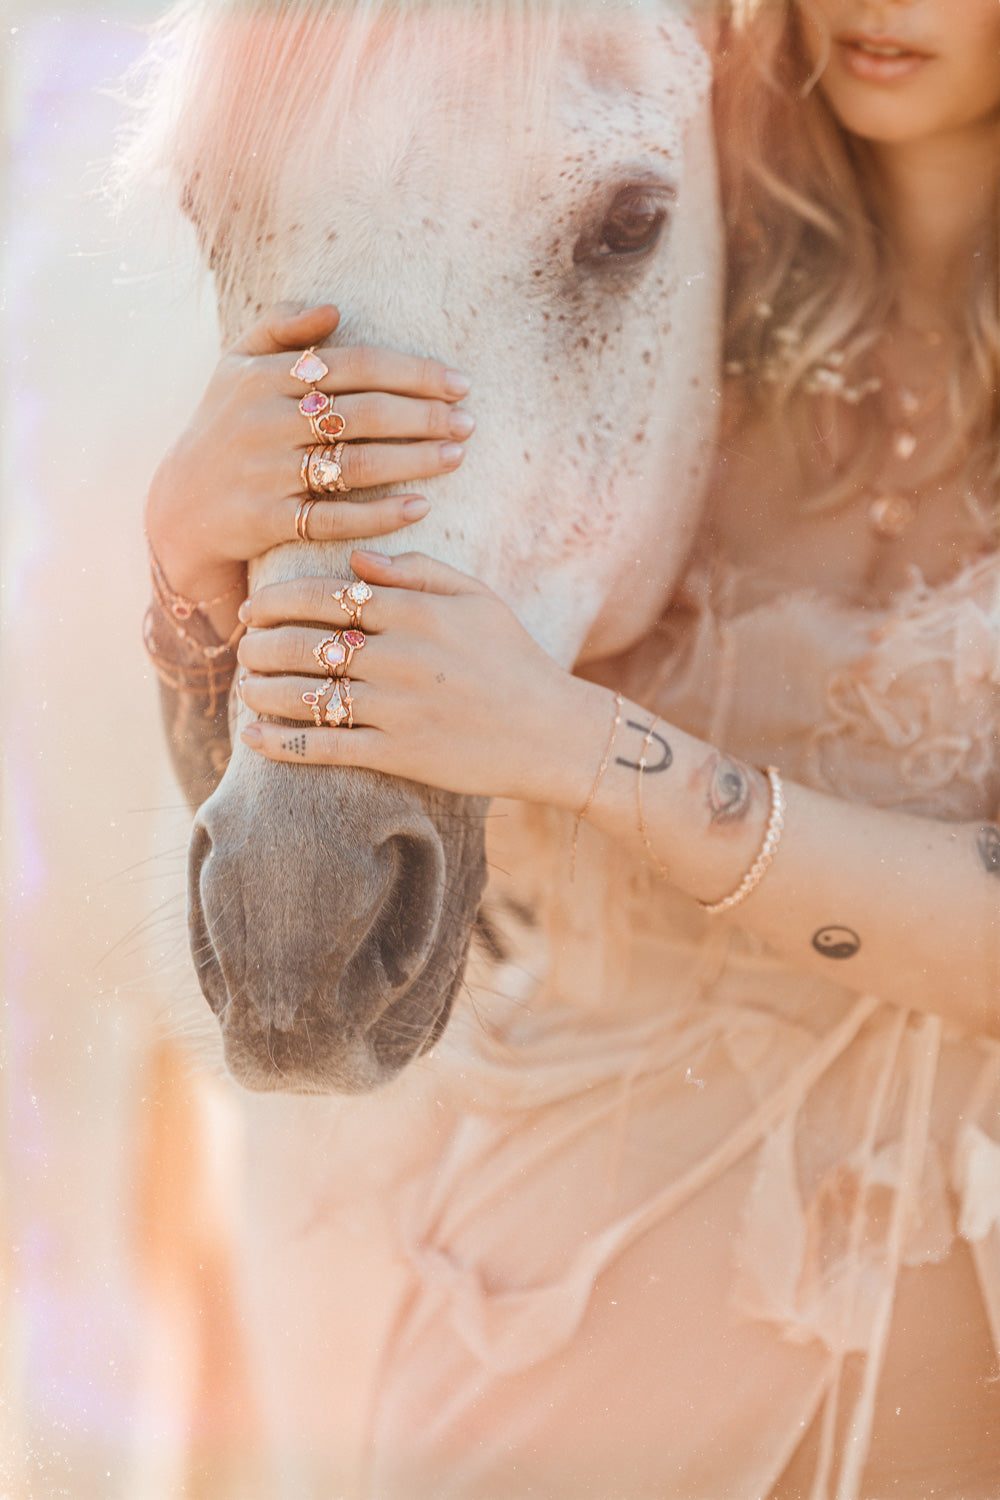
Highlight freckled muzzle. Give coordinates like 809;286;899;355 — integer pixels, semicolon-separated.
187;762;488;1094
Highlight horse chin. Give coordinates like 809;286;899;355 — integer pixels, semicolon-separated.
187;762;488;1095
212;961;464;1096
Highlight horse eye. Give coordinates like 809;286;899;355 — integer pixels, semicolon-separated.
574;187;672;266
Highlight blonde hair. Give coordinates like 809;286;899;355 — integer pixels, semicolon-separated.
714;0;1000;526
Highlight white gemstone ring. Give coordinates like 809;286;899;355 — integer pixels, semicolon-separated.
333;579;373;628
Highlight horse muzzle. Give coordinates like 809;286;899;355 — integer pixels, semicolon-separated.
187;761;488;1094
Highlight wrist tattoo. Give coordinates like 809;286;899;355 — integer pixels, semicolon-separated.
703;753;753;826
812;926;861;961
616;720;673;774
977;824;1000;877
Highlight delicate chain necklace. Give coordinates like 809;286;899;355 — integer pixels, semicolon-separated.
735;311;959;541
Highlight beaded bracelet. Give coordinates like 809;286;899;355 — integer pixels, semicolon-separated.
698;766;785;915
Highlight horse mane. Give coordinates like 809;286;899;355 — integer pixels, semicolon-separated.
115;0;671;290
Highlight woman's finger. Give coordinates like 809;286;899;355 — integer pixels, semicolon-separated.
239;671;370;724
235;302;340;358
281;343;470;403
302;391;475;444
238;622;382;678
307;438;466;493
240;719;386;768
275;493;430;549
350;548;490;598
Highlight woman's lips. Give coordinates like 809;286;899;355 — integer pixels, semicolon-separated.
834;33;934;84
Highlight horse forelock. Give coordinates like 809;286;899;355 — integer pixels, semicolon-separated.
119;0;707;313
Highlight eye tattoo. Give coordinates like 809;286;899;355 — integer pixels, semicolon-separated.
812;926;861;961
281;734;309;758
615;720;673;774
705;754;752;826
977;824;1000;877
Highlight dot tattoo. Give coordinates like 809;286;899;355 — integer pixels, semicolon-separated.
281;734;309;758
616;720;673;774
812;926;861;961
977;824;1000;877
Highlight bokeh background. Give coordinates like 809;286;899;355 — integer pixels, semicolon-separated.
2;4;241;1493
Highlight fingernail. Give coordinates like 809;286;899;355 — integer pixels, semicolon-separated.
238;598;252;622
440;442;464;469
353;549;392;566
402;497;431;520
241;725;263;748
448;410;475;439
444;370;470;397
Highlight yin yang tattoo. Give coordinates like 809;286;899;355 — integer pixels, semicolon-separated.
812;926;862;961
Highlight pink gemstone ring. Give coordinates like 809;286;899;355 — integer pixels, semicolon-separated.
312;629;365;677
298;390;330;418
301;677;335;727
290;346;330;385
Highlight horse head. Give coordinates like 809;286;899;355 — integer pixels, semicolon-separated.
144;0;721;1091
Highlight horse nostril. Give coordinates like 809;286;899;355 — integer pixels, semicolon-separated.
187;815;230;1016
344;831;445;1003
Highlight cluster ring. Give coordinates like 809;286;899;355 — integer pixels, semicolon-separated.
312;628;366;677
301;444;351;496
333;580;373;628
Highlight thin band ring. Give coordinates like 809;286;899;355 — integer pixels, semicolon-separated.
295;497;318;541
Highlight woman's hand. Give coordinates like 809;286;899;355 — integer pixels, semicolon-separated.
236;550;607;806
145;303;474;608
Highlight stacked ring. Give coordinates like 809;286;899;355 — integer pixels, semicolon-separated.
303;445;351;495
298;390;348;443
301;677;335;726
333;579;373;628
324;678;353;727
313;628;366;676
295;497;318;541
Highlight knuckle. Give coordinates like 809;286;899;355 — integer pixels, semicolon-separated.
426;401;448;438
350;392;380;431
340;344;372;386
347;443;378;485
308;576;332;615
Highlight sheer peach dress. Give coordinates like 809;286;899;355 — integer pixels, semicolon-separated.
315;554;1000;1499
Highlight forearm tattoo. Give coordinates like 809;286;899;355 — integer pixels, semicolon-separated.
615;720;673;774
977;824;1000;877
812;926;862;960
158;680;232;814
703;753;753;826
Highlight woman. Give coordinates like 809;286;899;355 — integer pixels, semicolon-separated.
145;1;1000;1494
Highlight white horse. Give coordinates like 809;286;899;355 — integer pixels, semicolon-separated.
129;0;722;1492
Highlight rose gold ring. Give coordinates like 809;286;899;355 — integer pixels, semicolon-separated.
333;579;373;628
324;677;353;728
306;446;346;495
295;497;319;541
301;677;335;727
312;628;366;677
290;346;329;386
327;440;350;493
316;405;347;441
